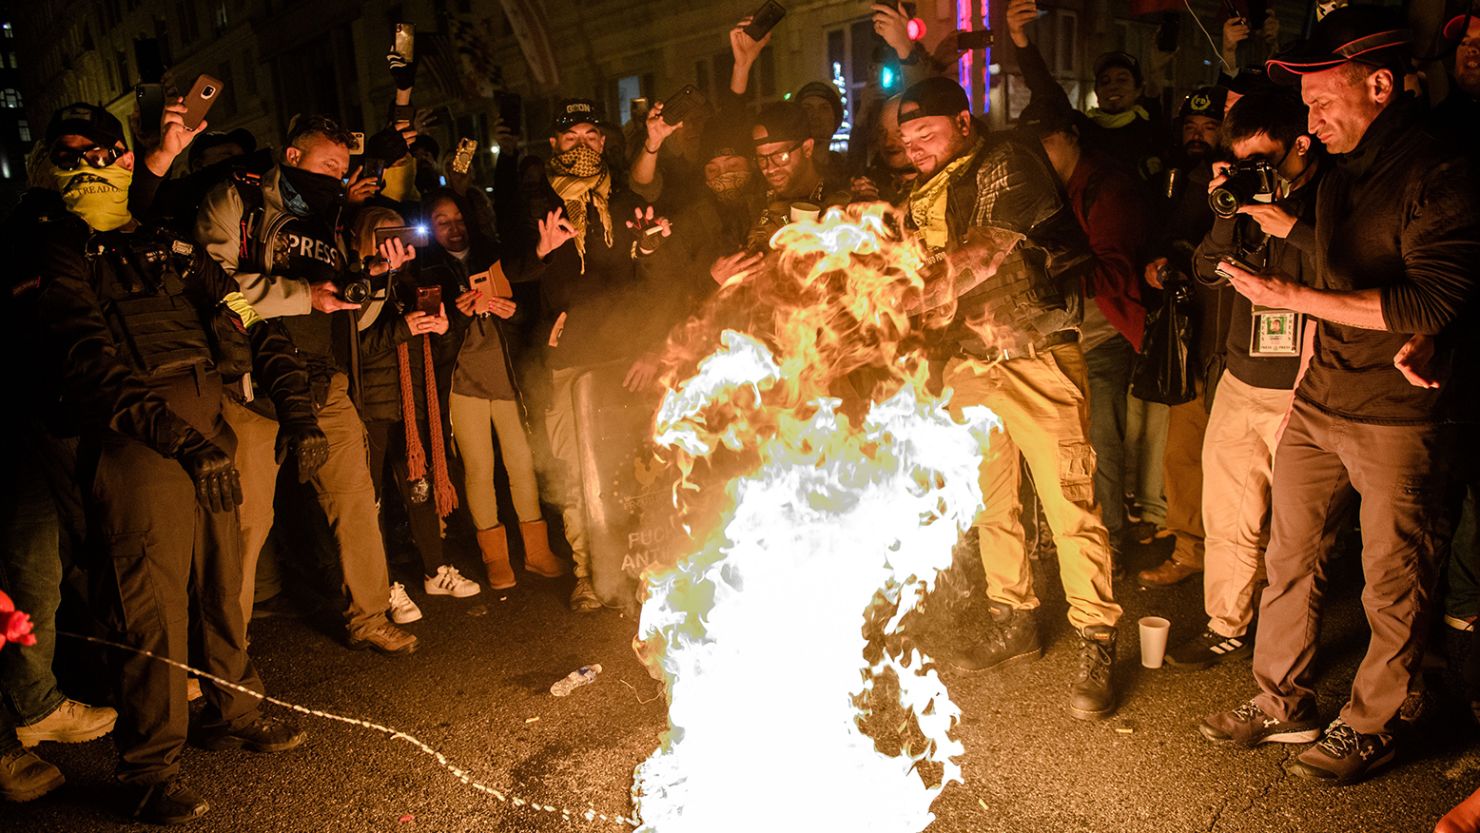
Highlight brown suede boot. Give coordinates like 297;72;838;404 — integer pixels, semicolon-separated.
519;519;569;578
477;527;516;590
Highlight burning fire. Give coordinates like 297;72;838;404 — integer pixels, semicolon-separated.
632;207;999;832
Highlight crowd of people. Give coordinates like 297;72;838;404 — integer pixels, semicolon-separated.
1;0;1478;827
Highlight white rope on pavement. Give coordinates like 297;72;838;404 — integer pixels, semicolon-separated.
58;630;641;828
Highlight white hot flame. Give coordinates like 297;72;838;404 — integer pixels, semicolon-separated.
633;208;1000;833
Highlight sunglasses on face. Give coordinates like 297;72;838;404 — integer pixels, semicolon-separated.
50;143;123;171
755;142;801;169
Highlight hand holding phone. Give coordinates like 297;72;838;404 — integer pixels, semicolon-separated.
181;74;223;131
415;285;442;316
375;225;430;252
742;1;786;42
660;85;707;126
452;137;477;175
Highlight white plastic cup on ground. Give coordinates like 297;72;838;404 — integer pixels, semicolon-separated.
1139;616;1171;669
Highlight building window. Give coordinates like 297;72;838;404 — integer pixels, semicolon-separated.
116;49;129;86
1051;10;1079;77
2;23;12;39
823;19;876;151
615;74;644;126
3;89;22;109
213;2;228;34
18;120;30;143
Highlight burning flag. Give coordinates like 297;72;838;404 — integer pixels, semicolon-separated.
632;207;1000;832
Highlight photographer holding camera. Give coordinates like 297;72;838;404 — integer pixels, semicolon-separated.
1159;88;1323;670
196;115;420;656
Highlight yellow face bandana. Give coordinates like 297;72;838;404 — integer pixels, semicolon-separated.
53;163;133;231
906;145;979;251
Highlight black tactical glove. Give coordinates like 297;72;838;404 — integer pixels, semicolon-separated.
386;51;418;91
175;434;244;514
276;421;330;484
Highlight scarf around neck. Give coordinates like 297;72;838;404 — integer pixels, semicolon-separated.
907;142;981;251
1086;105;1150;130
546;146;613;273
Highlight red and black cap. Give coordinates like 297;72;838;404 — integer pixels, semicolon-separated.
1442;6;1478;42
45;102;126;149
1265;5;1411;85
898;76;971;125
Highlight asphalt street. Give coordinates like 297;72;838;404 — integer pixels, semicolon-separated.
5;533;1476;833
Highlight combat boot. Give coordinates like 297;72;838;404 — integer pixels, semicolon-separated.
1069;625;1117;720
942;604;1042;672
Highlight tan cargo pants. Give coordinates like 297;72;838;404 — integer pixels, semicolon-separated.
223;373;390;638
945;343;1122;630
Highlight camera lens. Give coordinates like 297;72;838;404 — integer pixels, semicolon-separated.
201;86;216;98
1208;188;1240;219
340;279;371;304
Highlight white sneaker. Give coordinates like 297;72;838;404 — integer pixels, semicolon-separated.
388;582;423;624
424;565;482;598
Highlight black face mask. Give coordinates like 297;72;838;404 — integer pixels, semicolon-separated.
280;164;345;217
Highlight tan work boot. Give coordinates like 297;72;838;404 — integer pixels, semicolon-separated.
478;526;517;590
520;519;569;578
569;576;602;613
347;621;419;655
0;747;64;802
16;698;117;747
1137;558;1201;589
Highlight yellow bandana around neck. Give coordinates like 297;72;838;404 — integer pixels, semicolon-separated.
1087;105;1150;130
547;147;613;273
907;145;979;251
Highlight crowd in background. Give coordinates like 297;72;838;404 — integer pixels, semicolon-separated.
1;1;1479;828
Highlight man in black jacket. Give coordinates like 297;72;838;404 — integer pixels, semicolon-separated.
505;100;665;612
15;102;327;822
898;77;1122;720
1201;7;1480;785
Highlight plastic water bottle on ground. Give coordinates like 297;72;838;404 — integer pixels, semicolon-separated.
550;665;602;697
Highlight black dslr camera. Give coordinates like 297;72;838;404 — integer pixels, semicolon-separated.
1208;160;1277;219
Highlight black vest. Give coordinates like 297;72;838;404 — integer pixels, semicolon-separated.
84;229;217;379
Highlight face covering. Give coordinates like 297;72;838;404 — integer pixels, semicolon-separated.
53;163;133;232
707;170;751;201
546;146;612;273
279;164;345;217
548;145;606;179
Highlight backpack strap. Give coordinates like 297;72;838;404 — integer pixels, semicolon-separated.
230;170;267;270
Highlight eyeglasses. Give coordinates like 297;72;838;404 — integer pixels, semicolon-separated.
50;143;123;171
755;142;801;170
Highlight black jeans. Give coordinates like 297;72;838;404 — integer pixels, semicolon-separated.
88;374;263;785
365;420;446;576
